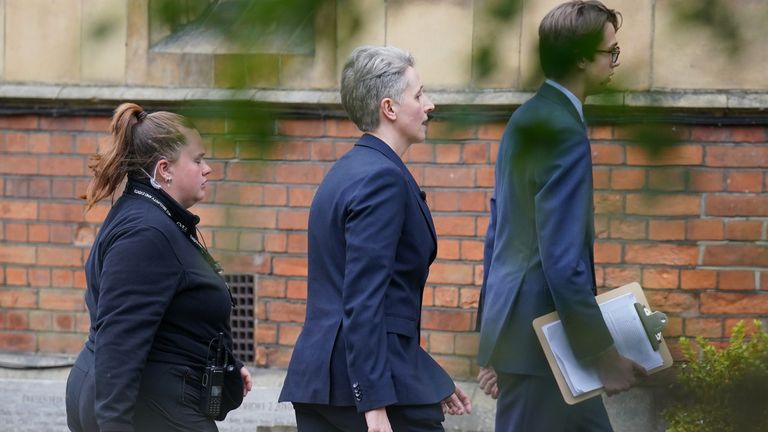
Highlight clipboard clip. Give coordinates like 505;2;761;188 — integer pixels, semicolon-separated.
633;303;667;351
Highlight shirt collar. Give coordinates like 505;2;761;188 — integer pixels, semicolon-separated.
545;79;585;125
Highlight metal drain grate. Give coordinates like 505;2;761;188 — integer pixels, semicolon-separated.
225;274;256;363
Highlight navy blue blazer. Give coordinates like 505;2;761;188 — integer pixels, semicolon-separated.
477;82;614;375
279;134;454;412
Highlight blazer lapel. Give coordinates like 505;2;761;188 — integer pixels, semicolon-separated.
408;178;438;250
355;134;438;249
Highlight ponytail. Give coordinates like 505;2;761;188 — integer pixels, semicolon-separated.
84;102;191;211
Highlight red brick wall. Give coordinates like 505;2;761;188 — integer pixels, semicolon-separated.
1;112;767;379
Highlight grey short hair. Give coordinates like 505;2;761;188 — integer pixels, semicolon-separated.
340;45;415;132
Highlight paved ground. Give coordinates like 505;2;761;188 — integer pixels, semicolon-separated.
0;353;664;432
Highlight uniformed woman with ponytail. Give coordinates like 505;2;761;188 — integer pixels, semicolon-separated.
65;103;253;432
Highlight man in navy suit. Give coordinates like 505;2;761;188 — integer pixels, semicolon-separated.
279;45;471;432
476;2;645;431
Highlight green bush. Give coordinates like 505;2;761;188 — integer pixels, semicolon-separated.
663;320;768;432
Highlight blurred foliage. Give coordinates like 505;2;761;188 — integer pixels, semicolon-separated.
336;0;363;48
87;16;116;41
147;0;339;149
622;123;685;159
150;0;323;48
663;321;768;432
670;0;742;56
472;0;523;82
94;0;749;91
82;0;750;155
151;0;210;32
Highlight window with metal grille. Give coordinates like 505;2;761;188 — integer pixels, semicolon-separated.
225;273;256;363
152;1;314;55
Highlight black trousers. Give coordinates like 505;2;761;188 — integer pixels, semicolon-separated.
293;402;445;432
66;349;217;432
494;371;613;432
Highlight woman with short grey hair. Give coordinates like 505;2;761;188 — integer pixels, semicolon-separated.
279;45;472;432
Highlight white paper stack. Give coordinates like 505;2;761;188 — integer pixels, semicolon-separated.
542;293;664;397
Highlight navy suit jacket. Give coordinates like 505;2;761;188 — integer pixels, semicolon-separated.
477;82;614;375
279;134;454;412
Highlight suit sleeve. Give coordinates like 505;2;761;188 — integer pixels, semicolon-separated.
476;192;496;332
342;166;406;412
93;227;182;432
534;131;613;362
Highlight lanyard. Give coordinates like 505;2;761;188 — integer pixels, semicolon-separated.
126;183;236;306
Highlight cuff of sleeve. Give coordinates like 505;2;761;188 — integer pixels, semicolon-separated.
352;379;398;413
578;343;615;367
565;306;615;362
573;329;614;363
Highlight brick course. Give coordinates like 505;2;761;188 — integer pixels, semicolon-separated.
1;114;767;377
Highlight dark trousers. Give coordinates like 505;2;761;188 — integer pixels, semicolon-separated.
66;349;217;432
495;371;613;432
293;402;445;432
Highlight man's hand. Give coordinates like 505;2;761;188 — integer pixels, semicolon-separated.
364;407;393;432
597;347;647;396
441;384;472;415
477;366;499;399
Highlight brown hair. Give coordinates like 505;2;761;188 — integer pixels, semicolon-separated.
538;0;622;79
84;102;194;210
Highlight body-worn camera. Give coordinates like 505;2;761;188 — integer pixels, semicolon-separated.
200;333;228;418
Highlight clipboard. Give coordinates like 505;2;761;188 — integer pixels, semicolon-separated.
532;282;673;405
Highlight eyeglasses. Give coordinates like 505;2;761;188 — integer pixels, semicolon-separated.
595;46;620;64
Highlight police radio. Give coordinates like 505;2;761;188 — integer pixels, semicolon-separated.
200;333;227;418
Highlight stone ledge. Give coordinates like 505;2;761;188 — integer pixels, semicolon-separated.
0;83;767;110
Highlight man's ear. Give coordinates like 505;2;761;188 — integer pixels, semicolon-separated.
576;57;588;70
380;98;397;121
